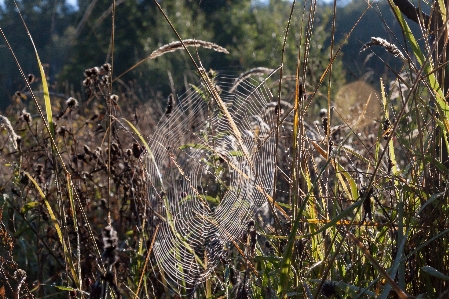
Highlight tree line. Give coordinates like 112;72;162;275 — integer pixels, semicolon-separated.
0;0;416;110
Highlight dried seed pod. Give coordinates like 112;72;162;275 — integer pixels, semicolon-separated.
111;143;120;155
56;126;67;137
95;124;105;135
91;66;100;76
100;198;107;209
83;145;92;155
322;117;328;132
321;280;338;298
108;94;120;111
84;68;93;77
132;143;142;159
102;224;118;266
319;108;327;118
274;103;280;115
360;185;374;221
35;164;45;184
95;147;102;158
247;220;257;256
20;171;29;186
20;109;32;126
265;240;275;255
101;75;110;85
382;118;392;140
15;91;22;98
27;74;35;84
109;94;118;104
101;63;111;73
90;114;99;121
66;97;79;109
83;78;91;87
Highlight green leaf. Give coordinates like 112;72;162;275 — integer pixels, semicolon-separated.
254;256;281;266
178;143;210;151
229;150;244;157
277;202;292;210
20;201;39;214
422;266;449;281
54;285;89;295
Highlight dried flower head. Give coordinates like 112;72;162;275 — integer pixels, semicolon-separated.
35;164;44;176
56;126;67;137
101;75;110;85
132;142;142;159
83;77;91;87
91;66;100;76
35;164;45;184
321;280;337;298
20;109;32;126
66;97;79;109
84;145;92;155
0;115;19;149
110;94;119;104
101;63;111;73
106;95;120;111
319;108;327;118
102;224;118;265
27;74;35;84
84;68;92;77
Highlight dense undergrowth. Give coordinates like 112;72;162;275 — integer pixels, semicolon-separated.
1;0;449;298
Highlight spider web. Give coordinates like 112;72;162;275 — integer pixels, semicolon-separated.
145;72;278;292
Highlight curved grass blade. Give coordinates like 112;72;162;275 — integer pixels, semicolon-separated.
122;118;164;190
13;1;54;138
421;266;449;281
25;172;79;287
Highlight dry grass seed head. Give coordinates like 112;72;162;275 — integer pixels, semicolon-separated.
360;37;405;61
0;115;19;149
150;39;229;60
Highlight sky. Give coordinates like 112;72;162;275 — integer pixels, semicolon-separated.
1;0;341;11
67;0;78;9
0;0;78;9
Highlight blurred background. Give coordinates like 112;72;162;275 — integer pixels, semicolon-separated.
0;0;423;110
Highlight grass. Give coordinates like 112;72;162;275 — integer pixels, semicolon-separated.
1;0;449;298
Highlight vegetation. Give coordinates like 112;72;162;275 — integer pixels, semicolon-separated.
0;0;449;298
